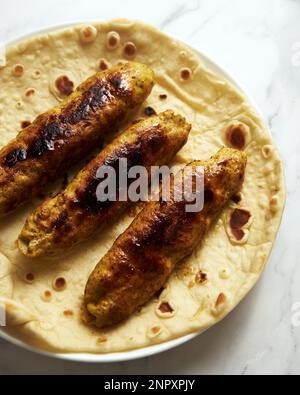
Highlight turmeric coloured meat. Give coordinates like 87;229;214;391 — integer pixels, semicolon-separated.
83;148;247;329
0;62;154;215
18;111;191;258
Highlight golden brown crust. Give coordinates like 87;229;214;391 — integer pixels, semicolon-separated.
83;148;247;328
0;62;155;215
18;111;191;258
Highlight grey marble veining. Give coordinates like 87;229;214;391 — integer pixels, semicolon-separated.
0;0;299;375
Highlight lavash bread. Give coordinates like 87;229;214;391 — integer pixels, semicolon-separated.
0;20;285;353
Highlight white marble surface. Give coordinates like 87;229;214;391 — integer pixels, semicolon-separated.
0;0;299;375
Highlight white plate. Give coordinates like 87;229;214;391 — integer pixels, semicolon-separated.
0;21;268;363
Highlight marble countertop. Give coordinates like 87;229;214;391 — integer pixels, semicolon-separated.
0;0;298;375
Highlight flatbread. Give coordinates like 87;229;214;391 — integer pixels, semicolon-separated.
0;19;285;354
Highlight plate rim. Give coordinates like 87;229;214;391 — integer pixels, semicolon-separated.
0;19;270;364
